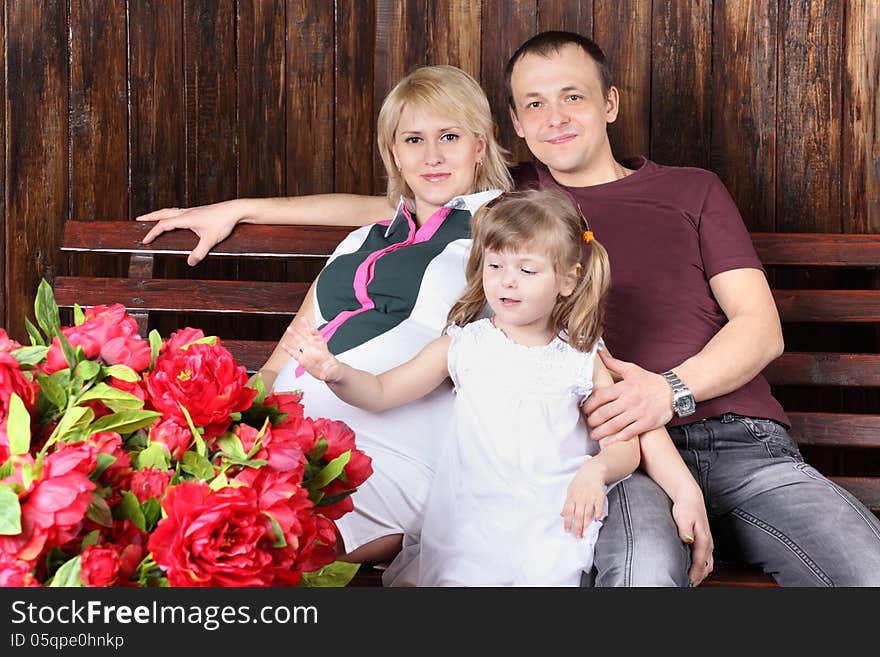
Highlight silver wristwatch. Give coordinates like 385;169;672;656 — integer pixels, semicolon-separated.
662;370;696;418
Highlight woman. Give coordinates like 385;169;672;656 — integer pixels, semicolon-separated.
146;66;511;577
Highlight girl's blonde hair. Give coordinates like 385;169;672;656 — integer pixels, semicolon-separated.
447;190;611;352
377;65;512;205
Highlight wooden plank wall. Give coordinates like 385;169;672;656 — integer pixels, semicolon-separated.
2;0;879;339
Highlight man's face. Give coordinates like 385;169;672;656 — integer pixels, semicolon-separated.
509;44;618;186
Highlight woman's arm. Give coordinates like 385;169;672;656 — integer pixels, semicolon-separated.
287;319;451;412
139;195;395;266
251;277;320;392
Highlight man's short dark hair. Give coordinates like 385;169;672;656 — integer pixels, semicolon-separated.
504;31;612;112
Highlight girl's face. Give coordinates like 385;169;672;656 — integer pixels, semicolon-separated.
392;106;486;221
482;246;578;344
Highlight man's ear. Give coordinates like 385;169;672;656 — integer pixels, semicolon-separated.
605;86;620;125
510;106;525;138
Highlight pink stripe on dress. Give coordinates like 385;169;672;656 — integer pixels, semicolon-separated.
294;204;453;377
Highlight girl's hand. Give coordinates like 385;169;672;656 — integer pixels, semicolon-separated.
670;486;714;586
281;318;343;383
561;460;606;539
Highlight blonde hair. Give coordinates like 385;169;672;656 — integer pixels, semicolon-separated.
377;65;512;205
447;190;611;352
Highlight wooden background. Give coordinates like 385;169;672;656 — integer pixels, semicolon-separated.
1;0;878;338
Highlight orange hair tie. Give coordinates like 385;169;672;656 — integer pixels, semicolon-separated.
582;230;594;245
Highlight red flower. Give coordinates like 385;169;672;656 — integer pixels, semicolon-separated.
310;418;373;520
145;341;256;438
0;443;97;564
149;418;193;461
80;546;121;587
42;304;150;373
130;468;172;503
0;329;23;352
0;350;39;462
0;554;38;587
161;327;206;354
148;482;276;587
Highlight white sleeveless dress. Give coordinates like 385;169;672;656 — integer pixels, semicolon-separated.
416;319;609;586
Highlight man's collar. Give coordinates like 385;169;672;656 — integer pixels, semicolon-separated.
384;189;502;237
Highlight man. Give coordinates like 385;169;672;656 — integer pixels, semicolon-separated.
142;31;880;586
503;31;880;586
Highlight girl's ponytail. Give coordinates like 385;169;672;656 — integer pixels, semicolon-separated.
556;237;611;352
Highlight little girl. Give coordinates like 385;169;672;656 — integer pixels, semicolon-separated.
289;190;706;586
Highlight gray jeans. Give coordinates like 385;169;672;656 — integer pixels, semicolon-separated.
588;414;880;586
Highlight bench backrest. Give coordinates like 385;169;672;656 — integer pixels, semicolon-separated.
55;223;879;517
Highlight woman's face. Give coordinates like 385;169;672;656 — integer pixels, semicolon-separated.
392;105;486;219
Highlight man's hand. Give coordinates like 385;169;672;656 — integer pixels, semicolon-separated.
138;201;242;266
670;489;714;586
581;350;674;446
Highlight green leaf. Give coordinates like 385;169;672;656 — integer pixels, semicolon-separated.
142;497;161;531
307;436;329;462
45;406;94;450
11;345;49;367
0;486;23;535
209;471;229;491
58;332;79;370
73;303;85;326
6;393;32;456
316;490;354;508
299;561;360;587
37;372;68;411
89;410;161;436
251;372;267;404
177;403;206;457
102;364;139;382
24;317;45;347
148;330;162;369
216;433;247;460
262;511;287;548
85;493;113;527
20;462;34;491
74;360;101;381
49;556;83;587
0;459;13;480
80;529;101;549
91;453;117;480
136;442;171;470
307;450;351;490
183;336;217;349
115;491;146;531
181;451;215;481
35;279;61;339
77;382;145;411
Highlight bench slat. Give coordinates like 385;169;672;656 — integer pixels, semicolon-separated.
62;221;355;258
773;290;880;323
54;277;307;315
788;412;880;449
223;340;277;373
764;352;880;387
830;477;880;514
752;232;880;266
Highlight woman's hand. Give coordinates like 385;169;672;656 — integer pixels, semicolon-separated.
561;460;607;539
669;485;714;586
282;318;343;383
138;200;244;266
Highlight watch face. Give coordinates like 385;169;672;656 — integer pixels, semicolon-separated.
676;395;696;416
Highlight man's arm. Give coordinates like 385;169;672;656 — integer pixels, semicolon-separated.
140;194;395;266
583;267;784;444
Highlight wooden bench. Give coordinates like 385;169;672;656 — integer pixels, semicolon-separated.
54;222;880;587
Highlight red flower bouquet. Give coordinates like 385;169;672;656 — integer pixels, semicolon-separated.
0;281;372;587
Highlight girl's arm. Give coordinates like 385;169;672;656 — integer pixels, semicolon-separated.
139;195;395;266
286;319;451;412
563;358;640;538
639;429;714;585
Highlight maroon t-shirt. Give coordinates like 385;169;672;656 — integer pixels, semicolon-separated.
513;157;789;428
